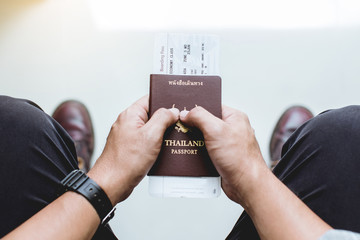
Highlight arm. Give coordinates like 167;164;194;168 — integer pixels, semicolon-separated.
3;96;179;240
180;105;332;240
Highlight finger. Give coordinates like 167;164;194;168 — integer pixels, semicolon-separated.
222;105;249;125
221;105;234;121
123;95;149;125
180;106;223;135
133;95;149;113
143;107;179;136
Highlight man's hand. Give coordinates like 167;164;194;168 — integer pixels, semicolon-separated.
180;105;331;240
89;95;179;205
4;96;179;240
180;105;266;204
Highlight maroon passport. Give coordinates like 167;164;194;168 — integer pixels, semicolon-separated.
148;74;221;177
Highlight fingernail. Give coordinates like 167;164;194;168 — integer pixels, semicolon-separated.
180;110;189;119
169;107;180;117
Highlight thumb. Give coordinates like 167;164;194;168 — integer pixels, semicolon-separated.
144;107;179;136
180;106;223;137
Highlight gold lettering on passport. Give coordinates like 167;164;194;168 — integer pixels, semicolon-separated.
165;139;205;155
168;79;204;86
171;149;198;155
164;140;205;147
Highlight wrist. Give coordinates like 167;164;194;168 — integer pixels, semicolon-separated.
240;164;275;211
87;164;117;207
230;160;270;208
61;170;115;225
88;156;135;206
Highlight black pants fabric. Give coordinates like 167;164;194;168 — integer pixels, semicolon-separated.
2;96;360;239
227;106;360;239
0;96;116;239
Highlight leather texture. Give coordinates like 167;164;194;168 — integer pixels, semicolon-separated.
148;74;221;177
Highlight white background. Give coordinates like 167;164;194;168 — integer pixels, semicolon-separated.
1;0;360;239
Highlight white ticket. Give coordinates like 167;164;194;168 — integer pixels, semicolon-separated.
149;33;221;198
153;33;220;75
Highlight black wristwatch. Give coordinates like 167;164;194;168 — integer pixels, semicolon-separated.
60;170;116;225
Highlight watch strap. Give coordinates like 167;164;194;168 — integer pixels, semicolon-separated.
61;170;115;225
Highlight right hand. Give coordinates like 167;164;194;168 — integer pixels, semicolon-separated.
181;106;333;240
180;105;267;204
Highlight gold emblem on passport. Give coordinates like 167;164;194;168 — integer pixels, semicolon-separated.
172;105;197;134
175;120;190;133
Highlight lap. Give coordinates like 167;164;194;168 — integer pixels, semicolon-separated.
227;105;360;239
0;96;78;237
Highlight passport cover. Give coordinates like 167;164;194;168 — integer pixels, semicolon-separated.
148;74;221;177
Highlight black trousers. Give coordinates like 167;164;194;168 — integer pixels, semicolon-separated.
0;96;116;239
227;106;360;239
1;96;360;239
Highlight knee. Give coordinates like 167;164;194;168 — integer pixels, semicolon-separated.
291;105;360;162
0;96;49;136
310;105;360;137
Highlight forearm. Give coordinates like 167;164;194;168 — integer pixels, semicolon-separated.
3;191;100;240
240;163;331;240
179;105;333;240
2;96;178;239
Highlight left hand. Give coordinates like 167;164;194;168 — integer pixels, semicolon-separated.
88;95;179;205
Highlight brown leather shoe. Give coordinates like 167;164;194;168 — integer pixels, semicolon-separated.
52;100;94;172
269;106;313;170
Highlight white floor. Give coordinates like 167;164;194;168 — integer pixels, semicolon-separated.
1;1;360;239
